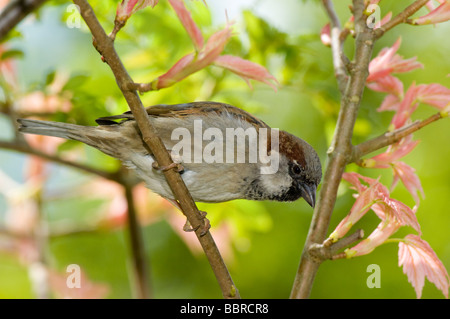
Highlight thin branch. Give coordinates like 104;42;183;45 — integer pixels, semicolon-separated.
290;0;375;299
322;0;341;28
0;139;122;182
310;229;364;262
329;229;364;254
28;188;51;299
0;96;27;142
127;82;155;93
291;0;442;299
124;180;152;299
323;0;348;94
0;141;150;299
373;0;430;39
1;224;111;239
350;112;446;163
72;0;239;299
109;19;126;41
0;0;48;40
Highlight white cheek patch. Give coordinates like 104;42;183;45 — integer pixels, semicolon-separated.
259;171;292;196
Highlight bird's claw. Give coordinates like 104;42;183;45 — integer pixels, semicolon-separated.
182;211;210;237
152;161;184;173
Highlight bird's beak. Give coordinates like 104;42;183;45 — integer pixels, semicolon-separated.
299;183;317;208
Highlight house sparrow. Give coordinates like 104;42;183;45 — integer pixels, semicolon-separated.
18;101;322;227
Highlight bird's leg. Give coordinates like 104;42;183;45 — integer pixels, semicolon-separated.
156;157;210;236
165;198;211;236
152;161;184;173
152;153;184;173
181;209;210;236
194;210;211;237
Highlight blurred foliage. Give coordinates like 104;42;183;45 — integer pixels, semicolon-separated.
0;0;449;299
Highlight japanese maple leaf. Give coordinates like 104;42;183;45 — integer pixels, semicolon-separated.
399;234;450;298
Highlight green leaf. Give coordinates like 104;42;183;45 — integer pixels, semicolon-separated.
63;74;89;91
0;49;24;60
0;29;22;44
45;70;56;86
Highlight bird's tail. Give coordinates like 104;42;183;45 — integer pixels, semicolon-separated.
18;119;92;140
17;119;121;158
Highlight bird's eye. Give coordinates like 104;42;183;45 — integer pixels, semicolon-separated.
291;163;302;175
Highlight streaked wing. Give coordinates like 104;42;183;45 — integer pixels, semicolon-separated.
95;101;270;131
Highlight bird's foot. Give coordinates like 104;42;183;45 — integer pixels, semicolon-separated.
152;161;184;173
183;211;210;237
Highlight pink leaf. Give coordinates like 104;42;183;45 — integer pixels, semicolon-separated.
329;181;379;241
337;173;423;261
116;0;158;22
390;82;450;129
386;135;419;160
425;0;445;12
337;172;420;239
168;0;204;51
366;136;419;168
334;173;388;236
214;55;278;91
399;234;450;298
346;218;401;257
392;161;425;206
342;172;370;193
389;55;423;74
201;23;233;61
153;22;233;89
154;53;195;89
415;83;450;110
345;197;420;258
374;11;392;29
377;94;402;112
153;17;276;91
367;38;402;82
360;136;424;208
411;1;450;25
152;9;275;91
378;197;420;233
366;74;404;96
367;38;423;83
390;82;420;129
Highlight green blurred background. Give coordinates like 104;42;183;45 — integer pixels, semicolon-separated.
0;0;449;298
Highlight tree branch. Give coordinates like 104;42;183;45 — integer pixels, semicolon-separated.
310;229;364;262
350;112;447;163
322;0;348;94
0;139;122;182
374;0;430;39
127;82;155;93
290;0;375;299
0;0;48;40
28;188;51;299
72;0;239;299
123;180;152;299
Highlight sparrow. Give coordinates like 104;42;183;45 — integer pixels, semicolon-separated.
18;102;322;232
